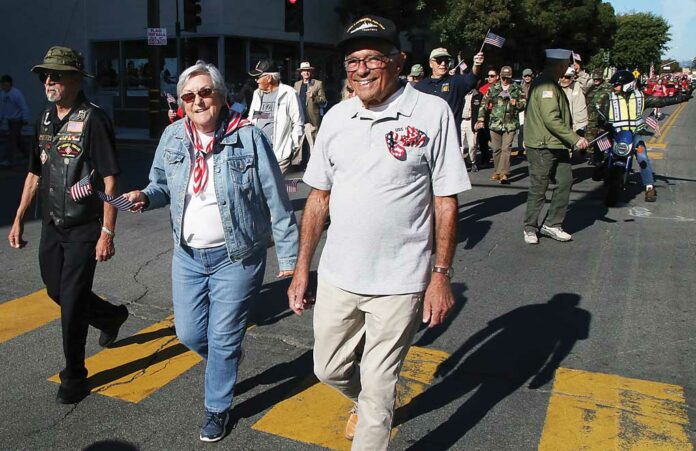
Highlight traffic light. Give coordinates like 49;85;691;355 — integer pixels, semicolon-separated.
285;0;304;34
183;0;202;32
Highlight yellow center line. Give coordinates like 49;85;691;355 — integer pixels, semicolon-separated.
49;315;203;403
0;290;60;344
538;368;692;450
252;346;449;450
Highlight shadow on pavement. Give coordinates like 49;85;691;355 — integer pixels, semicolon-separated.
83;440;139;451
457;192;527;249
231;350;315;423
395;293;591;450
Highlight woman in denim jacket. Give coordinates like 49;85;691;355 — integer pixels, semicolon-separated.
124;61;298;443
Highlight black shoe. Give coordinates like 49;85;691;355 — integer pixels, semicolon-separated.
56;379;90;404
98;305;129;348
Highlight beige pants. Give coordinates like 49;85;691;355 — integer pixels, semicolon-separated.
490;130;516;176
313;277;423;451
292;122;317;166
461;119;477;160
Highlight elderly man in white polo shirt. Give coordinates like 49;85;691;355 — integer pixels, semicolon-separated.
287;14;471;451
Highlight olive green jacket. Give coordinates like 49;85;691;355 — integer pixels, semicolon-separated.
524;74;579;149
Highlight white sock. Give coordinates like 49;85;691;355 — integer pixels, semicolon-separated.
646;185;654;191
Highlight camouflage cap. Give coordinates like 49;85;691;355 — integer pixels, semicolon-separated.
31;46;94;77
591;68;604;79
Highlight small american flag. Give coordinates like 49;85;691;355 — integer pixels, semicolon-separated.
483;31;505;48
166;92;177;107
458;60;468;72
596;135;612;152
68;173;135;211
69;174;93;201
97;192;135;211
572;52;581;62
645;115;661;136
285;178;302;193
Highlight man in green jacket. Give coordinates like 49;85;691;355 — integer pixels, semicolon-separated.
523;49;589;245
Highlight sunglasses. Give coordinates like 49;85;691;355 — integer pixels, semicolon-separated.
487;74;498;78
433;57;451;65
180;87;215;103
38;71;66;84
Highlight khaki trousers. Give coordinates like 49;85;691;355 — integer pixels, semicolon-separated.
313;277;423;451
292;122;317;166
461;119;477;161
490;130;516;176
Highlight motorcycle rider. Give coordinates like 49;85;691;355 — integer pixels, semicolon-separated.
594;70;691;202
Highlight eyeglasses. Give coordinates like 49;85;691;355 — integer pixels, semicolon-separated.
180;87;215;103
562;75;573;79
487;74;498;78
38;71;66;84
432;57;451;66
344;53;398;72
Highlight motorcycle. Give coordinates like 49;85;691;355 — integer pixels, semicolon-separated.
593;129;646;207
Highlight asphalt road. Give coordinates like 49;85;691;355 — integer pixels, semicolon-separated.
0;100;694;450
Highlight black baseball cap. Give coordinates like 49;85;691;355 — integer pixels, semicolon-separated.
248;59;279;77
337;15;400;50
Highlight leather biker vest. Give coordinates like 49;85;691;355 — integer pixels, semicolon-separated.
38;101;103;227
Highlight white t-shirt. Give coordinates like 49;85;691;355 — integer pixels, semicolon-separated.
181;131;226;248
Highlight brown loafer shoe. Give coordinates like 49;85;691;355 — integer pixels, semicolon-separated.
490;174;501;181
645;187;657;202
345;406;358;440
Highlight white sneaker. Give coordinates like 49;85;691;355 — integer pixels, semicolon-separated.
523;230;539;244
540;225;572;242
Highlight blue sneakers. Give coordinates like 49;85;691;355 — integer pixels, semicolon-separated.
199;409;229;442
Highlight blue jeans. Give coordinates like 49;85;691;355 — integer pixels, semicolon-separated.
634;142;655;187
172;243;266;413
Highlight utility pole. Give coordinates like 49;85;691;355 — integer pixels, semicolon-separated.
175;0;182;76
148;0;162;138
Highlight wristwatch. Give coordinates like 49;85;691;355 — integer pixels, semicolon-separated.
432;266;453;279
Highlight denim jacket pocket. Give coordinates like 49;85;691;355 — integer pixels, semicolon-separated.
227;155;255;186
164;150;186;173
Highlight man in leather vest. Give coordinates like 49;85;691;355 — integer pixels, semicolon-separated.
7;46;128;404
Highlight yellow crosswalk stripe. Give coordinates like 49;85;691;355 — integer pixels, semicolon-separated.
539;368;692;450
251;346;449;450
0;290;60;344
49;315;203;403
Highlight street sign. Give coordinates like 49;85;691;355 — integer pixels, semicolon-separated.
147;27;167;46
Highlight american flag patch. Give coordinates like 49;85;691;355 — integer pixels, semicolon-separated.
66;121;84;133
385;126;428;160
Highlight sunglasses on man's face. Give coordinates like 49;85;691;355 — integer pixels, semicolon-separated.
180;87;215;103
433;57;451;65
38;71;66;84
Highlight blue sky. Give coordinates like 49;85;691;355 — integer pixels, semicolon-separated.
608;0;696;62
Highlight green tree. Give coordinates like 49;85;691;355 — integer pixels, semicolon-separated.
335;0;618;71
610;13;670;72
